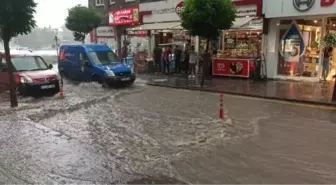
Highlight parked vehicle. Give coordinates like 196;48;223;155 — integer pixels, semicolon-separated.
57;44;135;87
0;51;60;96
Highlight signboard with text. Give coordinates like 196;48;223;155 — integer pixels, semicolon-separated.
96;26;115;38
127;30;147;37
109;7;139;25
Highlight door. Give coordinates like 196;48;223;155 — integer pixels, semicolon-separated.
78;51;92;82
62;47;82;81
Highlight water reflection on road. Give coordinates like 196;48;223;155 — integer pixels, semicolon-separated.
1;76;336;184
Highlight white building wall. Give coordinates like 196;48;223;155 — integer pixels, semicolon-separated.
265;19;279;79
140;0;182;23
264;0;336;18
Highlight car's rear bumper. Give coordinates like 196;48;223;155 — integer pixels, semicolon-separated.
18;80;60;96
103;74;136;85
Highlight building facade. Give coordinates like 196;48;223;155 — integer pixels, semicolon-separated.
89;0;142;54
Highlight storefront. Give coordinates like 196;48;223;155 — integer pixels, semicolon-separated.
108;6;141;56
264;0;336;81
127;0;193;56
212;0;263;78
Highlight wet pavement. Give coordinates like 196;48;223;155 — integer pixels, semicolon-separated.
144;74;336;106
1;77;336;183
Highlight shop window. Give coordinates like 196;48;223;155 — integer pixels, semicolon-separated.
140;0;162;2
218;30;262;58
277;19;322;77
95;0;104;6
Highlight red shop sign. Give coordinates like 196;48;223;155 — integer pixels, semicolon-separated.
127;30;147;37
212;59;250;78
175;1;184;15
109;7;139;25
321;0;335;6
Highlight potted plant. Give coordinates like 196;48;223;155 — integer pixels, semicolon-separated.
322;33;336;47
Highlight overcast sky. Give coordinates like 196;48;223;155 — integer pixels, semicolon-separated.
34;0;87;29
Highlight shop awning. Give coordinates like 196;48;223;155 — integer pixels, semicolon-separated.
240;18;263;29
127;22;182;31
231;17;255;29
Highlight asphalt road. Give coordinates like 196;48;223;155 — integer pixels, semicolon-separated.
0;78;336;184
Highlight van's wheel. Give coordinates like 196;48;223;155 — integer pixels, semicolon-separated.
92;75;101;83
92;75;108;88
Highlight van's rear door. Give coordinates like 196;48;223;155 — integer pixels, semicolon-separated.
62;47;83;81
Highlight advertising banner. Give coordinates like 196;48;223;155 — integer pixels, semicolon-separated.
279;21;305;63
212;59;251;78
109;7;139;25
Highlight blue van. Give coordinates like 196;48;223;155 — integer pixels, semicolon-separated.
57;44;135;86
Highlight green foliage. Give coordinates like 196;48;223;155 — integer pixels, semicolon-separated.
322;33;336;47
0;0;37;40
65;5;103;43
181;0;236;40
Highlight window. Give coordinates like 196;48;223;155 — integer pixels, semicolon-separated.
79;52;89;66
96;0;104;6
109;0;115;5
11;56;49;72
88;51;119;65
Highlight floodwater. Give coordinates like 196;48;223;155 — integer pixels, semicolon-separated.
1;77;336;184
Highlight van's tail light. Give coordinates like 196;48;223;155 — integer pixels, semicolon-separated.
58;52;64;60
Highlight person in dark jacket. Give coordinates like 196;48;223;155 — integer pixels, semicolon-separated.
153;44;162;73
184;44;190;74
163;46;172;74
121;40;130;61
322;47;333;81
174;45;182;73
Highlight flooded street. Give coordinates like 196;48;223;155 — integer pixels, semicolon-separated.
1;77;336;184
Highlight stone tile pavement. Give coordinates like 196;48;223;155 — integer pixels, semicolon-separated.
142;74;336;106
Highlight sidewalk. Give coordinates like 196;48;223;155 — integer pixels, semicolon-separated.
142;74;336;106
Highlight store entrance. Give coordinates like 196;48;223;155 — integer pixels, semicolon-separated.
277;19;322;78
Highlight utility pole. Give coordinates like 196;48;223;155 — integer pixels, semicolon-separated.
53;28;59;55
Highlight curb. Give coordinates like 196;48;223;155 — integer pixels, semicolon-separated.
146;82;336;108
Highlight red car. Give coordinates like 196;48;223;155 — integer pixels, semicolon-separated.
0;51;60;96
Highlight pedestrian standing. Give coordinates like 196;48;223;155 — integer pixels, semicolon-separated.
121;40;130;63
184;44;190;75
174;45;182;73
322;46;333;81
188;46;198;78
153;44;162;73
164;46;172;74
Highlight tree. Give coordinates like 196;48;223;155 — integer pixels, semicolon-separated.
181;0;236;86
65;5;103;43
0;0;37;107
